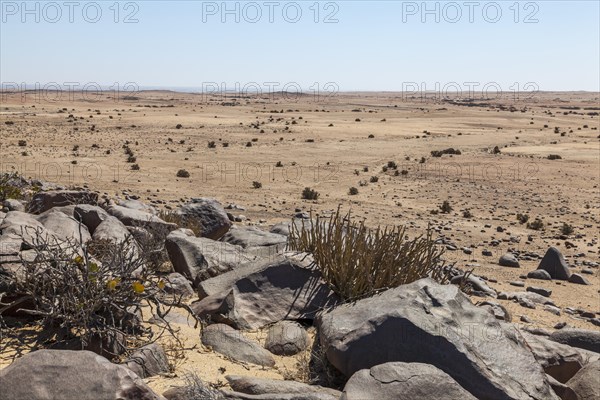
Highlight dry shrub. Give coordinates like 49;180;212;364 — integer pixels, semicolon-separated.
288;207;450;301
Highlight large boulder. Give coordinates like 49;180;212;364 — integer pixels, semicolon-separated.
166;230;253;285
92;216;140;258
176;198;231;240
549;329;600;353
217;254;340;330
499;253;520;268
317;278;558;400
0;349;164;400
107;205;177;234
0;211;60;246
118;198;158;215
566;360;600;400
28;190;98;214
35;208;91;244
341;362;476;400
201;324;275;367
537;247;571;280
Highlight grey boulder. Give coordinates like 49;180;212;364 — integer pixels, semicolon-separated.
341;362;476;400
566;360;600;400
264;321;309;356
0;349;164;400
107;205;177;234
28;190;98;214
36;208;91;244
316;278;557;400
124;343;170;379
499;253;520;268
176;198;231;240
201;324;275;367
221;225;287;249
226;375;340;400
549;329;600;353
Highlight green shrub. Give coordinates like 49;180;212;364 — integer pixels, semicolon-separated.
527;218;544;230
252;181;262;189
348;187;359;195
288;208;450;301
560;223;574;235
440;200;452;214
176;169;190;178
517;213;529;224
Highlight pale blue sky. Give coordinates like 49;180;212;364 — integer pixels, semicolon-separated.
1;1;599;91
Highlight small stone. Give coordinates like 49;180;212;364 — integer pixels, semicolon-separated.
526;286;552;298
521;315;532;323
554;322;567;329
527;270;552;280
510;281;525;287
544;305;561;316
568;273;590;285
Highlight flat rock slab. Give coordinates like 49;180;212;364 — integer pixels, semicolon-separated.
226;375;341;399
341;362;476;400
201;324;275;367
549;329;600;353
107;205;177;233
317;278;558;400
221;225;287;249
28;190;99;214
0;349;164;400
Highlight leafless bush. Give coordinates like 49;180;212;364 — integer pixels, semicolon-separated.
0;226;193;357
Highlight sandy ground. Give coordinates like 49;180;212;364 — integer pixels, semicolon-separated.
0;90;598;392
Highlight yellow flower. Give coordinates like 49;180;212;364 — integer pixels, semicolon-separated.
157;280;166;290
107;279;119;291
132;281;145;294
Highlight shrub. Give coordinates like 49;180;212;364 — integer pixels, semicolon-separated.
276;161;283;167
527;218;544;230
431;148;461;157
440;200;452;214
370;176;379;183
387;161;397;169
176;124;183;129
18;140;27;147
176;169;190;178
0;232;190;356
348;187;359;195
288;208;450;301
302;187;319;200
207;141;216;148
0;173;24;201
462;209;472;218
127;155;136;163
517;213;529;224
547;154;562;160
560;223;574;235
131;164;140;171
252;181;262;189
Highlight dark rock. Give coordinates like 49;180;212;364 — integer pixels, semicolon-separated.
341;362;476;400
568;273;590;285
549;329;600;353
538;247;571;280
28;190;99;214
528;270;552;280
566;360;600;400
499;253;520;268
0;349;163;400
107;205;177;234
176;198;232;240
74;204;110;234
527;286;552;297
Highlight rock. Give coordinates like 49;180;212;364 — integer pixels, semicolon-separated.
450;274;497;297
176;198;232;240
546;374;577;400
74;204;110;234
528;269;552;280
124;343;170;379
36;208;91;244
0;349;164;400
220;391;334;400
28;190;99;214
226;375;341;399
0;211;60;246
218;255;340;330
92;216;140;258
107;205;177;234
511;281;525;287
566;360;600;400
478;301;511;322
545;305;562;316
264;321;309;356
519;297;537;309
538;247;571;280
482;249;493;256
166;230;254;286
163;272;195;298
3;198;25;212
549;329;600;353
221;225;287;249
500;291;557;307
341;362;476;400
500;253;520;268
521;331;599;383
317;278;557;400
568;273;590;285
118;198;158;215
527;286;552;297
201;324;275;367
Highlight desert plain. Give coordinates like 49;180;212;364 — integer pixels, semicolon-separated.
0;89;599;396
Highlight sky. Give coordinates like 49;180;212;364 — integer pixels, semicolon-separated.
1;1;599;92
